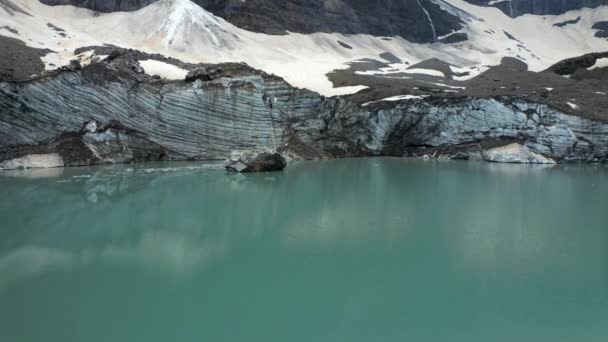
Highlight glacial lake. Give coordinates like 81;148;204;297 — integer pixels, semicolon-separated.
1;158;607;342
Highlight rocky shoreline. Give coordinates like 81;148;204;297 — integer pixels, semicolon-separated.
1;50;607;170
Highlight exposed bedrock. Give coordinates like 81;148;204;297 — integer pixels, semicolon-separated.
1;63;608;170
464;0;608;17
37;0;462;44
545;52;608;76
38;0;158;12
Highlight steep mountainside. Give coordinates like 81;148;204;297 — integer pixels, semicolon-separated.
39;0;463;43
34;0;608;34
464;0;608;17
0;0;29;14
192;0;463;43
39;0;156;12
3;0;608;96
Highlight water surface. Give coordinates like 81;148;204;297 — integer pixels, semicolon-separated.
1;159;607;342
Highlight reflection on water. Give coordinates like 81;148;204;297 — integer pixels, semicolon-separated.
0;167;65;179
1;159;608;342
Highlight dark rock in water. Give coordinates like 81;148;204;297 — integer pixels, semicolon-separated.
225;150;287;173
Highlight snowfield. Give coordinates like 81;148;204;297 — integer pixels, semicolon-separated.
1;0;608;95
589;57;608;70
139;59;188;80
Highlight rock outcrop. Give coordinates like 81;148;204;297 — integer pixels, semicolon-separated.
0;36;49;82
464;0;608;17
1;52;608;170
545;52;608;76
593;21;608;39
225;150;287;172
39;0;158;12
0;0;29;15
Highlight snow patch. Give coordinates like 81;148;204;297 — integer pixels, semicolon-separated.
567;102;579;110
0;153;64;170
324;85;369;97
362;94;429;106
404;68;445;77
139;59;188;80
588;57;608;70
426;82;466;89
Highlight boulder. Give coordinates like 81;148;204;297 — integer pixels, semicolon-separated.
225;150;287;172
482;143;556;164
185;67;212;82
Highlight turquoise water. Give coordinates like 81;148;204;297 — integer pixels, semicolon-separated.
1;159;607;342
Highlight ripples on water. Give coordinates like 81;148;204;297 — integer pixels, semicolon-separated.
1;159;607;342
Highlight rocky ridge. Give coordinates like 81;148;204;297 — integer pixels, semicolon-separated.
39;0;158;12
464;0;608;17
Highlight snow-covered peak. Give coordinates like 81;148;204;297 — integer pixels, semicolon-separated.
154;0;239;50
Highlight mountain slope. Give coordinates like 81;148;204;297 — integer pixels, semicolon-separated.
39;0;156;12
37;0;465;43
464;0;608;17
192;0;464;43
1;0;608;96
